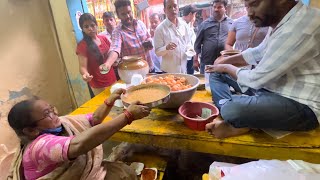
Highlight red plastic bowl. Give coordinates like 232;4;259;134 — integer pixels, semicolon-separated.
178;101;219;131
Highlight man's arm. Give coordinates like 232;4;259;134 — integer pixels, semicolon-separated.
154;26;168;57
238;32;318;89
193;24;205;71
206;64;239;80
194;23;204;55
214;54;248;67
101;30;121;70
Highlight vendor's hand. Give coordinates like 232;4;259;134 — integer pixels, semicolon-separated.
214;56;225;65
205;64;229;73
108;88;126;103
127;101;151;120
82;73;93;82
193;60;200;72
166;42;177;50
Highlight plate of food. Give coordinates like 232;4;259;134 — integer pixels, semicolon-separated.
121;84;171;108
220;49;241;57
142;73;199;108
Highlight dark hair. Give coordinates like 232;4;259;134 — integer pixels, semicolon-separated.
102;11;115;20
212;0;228;7
149;13;160;19
79;13;103;64
114;0;131;14
182;4;198;16
8;97;39;139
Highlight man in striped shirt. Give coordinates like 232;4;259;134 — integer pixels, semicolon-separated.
205;0;320;138
100;0;154;72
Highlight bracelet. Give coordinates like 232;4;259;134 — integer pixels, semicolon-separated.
123;109;134;125
104;99;114;107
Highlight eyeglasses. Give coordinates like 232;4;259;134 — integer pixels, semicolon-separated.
34;106;58;123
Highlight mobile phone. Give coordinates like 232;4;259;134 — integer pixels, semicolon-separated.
142;40;153;49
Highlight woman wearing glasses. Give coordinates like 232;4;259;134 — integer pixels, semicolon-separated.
7;89;150;180
76;13;117;96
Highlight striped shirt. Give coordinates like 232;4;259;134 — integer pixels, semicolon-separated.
110;20;154;70
99;30;112;42
238;2;320;121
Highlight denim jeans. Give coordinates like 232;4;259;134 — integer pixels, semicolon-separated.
187;58;194;75
209;73;319;131
200;62;206;74
209;72;246;109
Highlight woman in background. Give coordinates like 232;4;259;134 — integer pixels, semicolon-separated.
225;2;269;51
76;13;116;95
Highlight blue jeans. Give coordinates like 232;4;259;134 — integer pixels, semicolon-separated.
209;73;250;109
200;62;206;74
187;58;194;75
209;73;319;131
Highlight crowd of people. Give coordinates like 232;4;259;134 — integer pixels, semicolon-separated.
6;0;320;179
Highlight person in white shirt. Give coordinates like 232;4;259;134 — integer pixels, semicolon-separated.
154;0;194;73
99;12;116;42
149;13;161;38
149;13;163;73
182;4;198;75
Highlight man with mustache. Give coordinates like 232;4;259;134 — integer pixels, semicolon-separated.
194;0;233;74
99;11;117;42
154;0;194;73
205;0;320;138
149;13;163;73
100;0;154;73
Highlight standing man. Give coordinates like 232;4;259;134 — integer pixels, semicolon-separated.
194;0;233;74
149;13;163;73
149;13;161;38
205;0;320;138
154;0;193;73
99;11;117;42
182;4;198;75
100;0;154;72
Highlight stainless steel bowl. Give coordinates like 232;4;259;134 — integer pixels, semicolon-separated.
145;73;200;108
121;83;171;108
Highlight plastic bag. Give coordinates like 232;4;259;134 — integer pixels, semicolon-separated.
209;160;320;180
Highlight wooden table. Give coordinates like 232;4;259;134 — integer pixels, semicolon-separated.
71;86;320;163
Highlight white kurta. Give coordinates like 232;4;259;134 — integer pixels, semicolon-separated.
154;18;193;73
